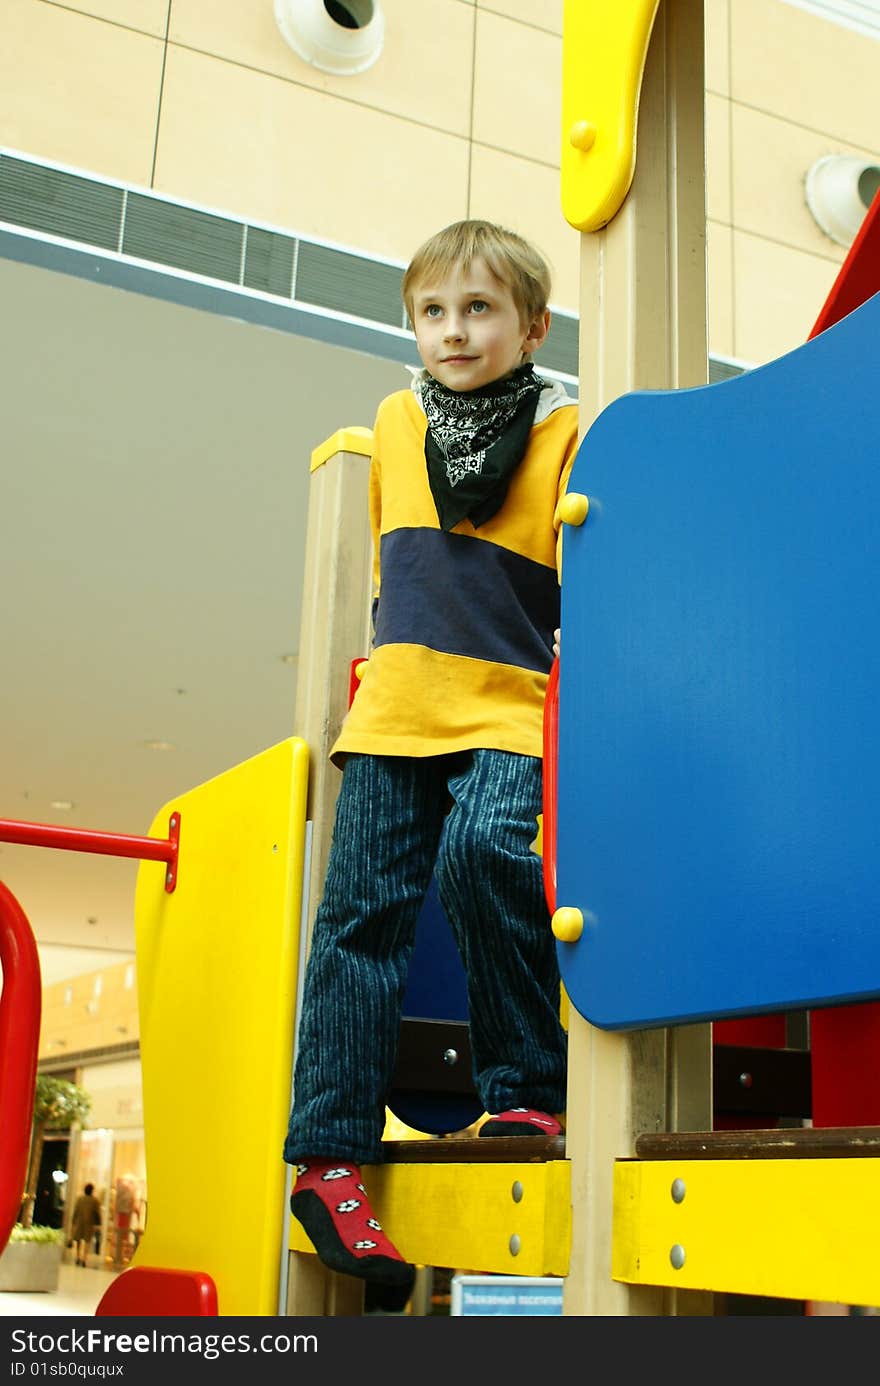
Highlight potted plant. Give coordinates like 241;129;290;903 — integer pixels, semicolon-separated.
0;1223;64;1293
0;1074;92;1292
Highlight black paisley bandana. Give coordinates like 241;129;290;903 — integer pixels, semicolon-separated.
420;362;545;530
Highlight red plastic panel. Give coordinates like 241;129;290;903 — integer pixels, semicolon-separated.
810;1003;880;1127
95;1266;218;1316
714;1016;787;1048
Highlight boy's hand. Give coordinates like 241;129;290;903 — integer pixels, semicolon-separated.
553;628;560;659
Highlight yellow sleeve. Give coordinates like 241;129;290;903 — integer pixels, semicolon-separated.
553;428;581;581
368;421;382;631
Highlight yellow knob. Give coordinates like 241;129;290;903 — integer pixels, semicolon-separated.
552;907;584;943
569;120;597;152
558;493;589;526
355;660;369;681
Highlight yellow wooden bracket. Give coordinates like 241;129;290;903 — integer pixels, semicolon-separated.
614;1156;880;1307
290;1158;572;1278
310;426;373;472
561;0;660;231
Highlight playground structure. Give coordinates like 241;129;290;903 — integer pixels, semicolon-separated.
2;0;880;1315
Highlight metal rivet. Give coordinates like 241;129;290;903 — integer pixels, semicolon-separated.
509;1234;521;1256
166;871;173;883
671;1178;686;1204
738;1071;753;1088
442;1048;458;1066
511;1181;524;1204
670;1244;686;1270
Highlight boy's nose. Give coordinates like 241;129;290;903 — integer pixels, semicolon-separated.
444;316;465;341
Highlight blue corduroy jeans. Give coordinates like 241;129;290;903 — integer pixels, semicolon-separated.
283;749;567;1166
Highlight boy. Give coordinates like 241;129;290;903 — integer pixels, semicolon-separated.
284;219;578;1300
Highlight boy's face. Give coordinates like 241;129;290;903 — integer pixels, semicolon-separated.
410;255;550;392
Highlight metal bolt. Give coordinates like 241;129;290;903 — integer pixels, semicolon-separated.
166;871;173;884
738;1071;753;1088
671;1178;686;1204
509;1234;521;1256
511;1181;524;1204
442;1048;458;1066
670;1244;686;1270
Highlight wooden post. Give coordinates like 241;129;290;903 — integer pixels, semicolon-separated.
285;428;374;1315
292;429;374;939
563;0;713;1316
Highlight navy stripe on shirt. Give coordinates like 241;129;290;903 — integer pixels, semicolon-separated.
373;527;558;673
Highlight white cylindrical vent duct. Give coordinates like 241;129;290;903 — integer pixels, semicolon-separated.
274;0;384;76
805;154;880;246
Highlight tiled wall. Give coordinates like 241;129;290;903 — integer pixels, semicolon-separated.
1;0;877;364
707;0;880;362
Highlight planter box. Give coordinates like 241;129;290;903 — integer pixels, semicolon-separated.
0;1242;63;1293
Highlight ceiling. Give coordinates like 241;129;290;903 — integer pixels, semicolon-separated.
0;254;406;984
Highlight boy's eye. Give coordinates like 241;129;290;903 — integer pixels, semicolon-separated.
424;304;443;318
469;300;489;314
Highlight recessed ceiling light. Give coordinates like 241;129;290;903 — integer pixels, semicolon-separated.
50;799;74;811
143;740;176;751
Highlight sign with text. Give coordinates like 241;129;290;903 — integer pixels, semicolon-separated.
450;1274;563;1316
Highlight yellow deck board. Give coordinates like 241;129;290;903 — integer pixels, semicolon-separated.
614;1156;880;1306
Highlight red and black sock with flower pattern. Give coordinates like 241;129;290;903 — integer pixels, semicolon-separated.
290;1159;415;1290
479;1108;563;1137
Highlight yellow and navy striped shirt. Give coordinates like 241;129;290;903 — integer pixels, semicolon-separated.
331;379;579;764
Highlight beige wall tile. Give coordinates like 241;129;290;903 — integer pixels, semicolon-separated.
732;104;865;261
705;0;730;97
707;218;734;360
731;0;880;149
476;0;562;35
153;47;469;266
168;0;474;139
468;144;579;311
42;0;169;38
0;0;163;185
706;93;732;225
473;8;562;166
733;228;842;365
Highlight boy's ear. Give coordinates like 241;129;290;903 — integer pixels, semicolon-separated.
522;308;551;356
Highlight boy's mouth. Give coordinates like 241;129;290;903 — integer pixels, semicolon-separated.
441;355;477;363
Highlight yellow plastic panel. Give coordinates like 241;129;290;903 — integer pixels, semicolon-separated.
290;1159;572;1278
614;1157;880;1306
561;0;660;230
133;738;309;1316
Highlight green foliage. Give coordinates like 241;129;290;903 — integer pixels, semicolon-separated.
19;1076;92;1228
33;1075;91;1129
8;1223;63;1245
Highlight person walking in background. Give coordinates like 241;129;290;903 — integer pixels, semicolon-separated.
69;1182;101;1267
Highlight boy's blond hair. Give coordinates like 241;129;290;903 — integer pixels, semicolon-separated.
402;219;551;329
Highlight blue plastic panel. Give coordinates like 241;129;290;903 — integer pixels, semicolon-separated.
557;291;880;1030
387;877;483;1134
